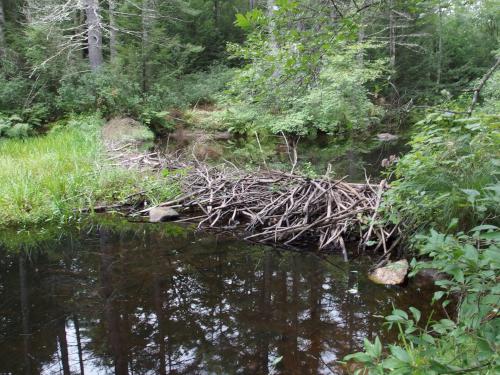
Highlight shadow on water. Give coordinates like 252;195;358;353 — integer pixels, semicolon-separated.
159;129;410;183
0;219;435;375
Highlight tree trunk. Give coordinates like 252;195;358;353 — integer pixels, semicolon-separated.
84;0;103;71
213;0;220;26
389;0;396;70
357;22;365;66
436;4;443;86
109;0;118;62
0;0;6;58
249;0;256;10
267;0;277;55
141;0;152;93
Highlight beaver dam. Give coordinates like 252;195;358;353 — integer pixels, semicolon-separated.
106;147;400;260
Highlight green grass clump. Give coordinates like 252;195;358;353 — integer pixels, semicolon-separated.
0;115;179;228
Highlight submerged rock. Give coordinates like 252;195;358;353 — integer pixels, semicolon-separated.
149;207;180;223
412;268;447;289
377;133;399;142
369;259;409;285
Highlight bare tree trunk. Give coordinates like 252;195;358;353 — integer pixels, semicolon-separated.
357;22;365;66
0;0;6;58
436;4;443;86
389;0;396;70
249;0;256;10
142;0;152;93
109;0;118;62
213;0;220;26
267;0;277;53
84;0;103;71
468;57;500;116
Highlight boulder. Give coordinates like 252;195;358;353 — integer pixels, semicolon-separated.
368;259;409;285
149;207;180;223
412;268;447;289
377;133;399;142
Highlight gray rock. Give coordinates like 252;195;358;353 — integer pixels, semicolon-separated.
368;259;409;285
412;268;447;289
149;207;180;223
377;133;399;141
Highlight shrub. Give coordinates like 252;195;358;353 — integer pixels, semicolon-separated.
56;68;142;117
383;113;500;234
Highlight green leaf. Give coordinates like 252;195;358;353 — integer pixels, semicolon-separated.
389;346;412;363
433;291;445;302
409;307;421;323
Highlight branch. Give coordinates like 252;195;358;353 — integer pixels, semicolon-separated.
467;57;500;116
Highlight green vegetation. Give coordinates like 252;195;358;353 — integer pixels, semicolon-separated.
344;110;499;373
0;0;499;373
0;115;179;228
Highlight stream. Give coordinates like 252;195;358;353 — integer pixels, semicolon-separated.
0;219;436;375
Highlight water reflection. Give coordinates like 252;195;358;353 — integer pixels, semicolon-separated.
0;223;433;374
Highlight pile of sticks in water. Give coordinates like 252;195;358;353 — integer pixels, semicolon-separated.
142;164;400;257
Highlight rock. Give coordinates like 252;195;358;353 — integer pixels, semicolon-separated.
412;268;447;289
149;207;180;223
368;259;409;285
377;133;399;142
102;117;154;145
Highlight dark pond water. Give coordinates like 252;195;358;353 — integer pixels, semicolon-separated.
160;131;410;183
0;220;434;375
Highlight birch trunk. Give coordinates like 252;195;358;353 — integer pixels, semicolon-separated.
84;0;103;71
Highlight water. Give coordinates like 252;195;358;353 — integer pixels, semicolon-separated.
160;131;410;183
0;220;434;374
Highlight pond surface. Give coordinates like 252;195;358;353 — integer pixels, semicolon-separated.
161;130;410;183
0;221;434;375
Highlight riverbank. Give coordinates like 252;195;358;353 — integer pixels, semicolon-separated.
0;115;179;229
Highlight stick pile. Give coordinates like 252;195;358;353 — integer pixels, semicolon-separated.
145;164;398;256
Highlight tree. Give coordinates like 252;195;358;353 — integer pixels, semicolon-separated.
0;0;5;58
109;0;118;62
84;0;103;70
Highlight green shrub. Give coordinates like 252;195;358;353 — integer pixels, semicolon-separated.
345;228;499;374
146;64;235;110
56;68;142;117
383;113;500;233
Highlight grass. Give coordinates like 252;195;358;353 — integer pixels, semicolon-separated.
0;114;179;228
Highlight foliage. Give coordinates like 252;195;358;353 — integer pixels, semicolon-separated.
344;228;499;374
344;105;499;373
56;67;143;117
0;115;179;228
227;3;386;135
145;64;235;111
382;113;500;233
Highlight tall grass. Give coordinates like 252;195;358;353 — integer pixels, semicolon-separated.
0;115;178;228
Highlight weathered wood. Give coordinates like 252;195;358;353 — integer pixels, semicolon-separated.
139;163;396;254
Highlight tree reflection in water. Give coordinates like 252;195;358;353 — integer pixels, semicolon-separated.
0;221;436;374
